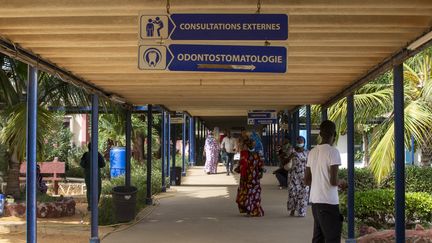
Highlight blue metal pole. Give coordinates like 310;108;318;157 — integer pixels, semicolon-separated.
90;94;100;243
189;117;195;166
125;109;131;187
321;106;328;122
200;121;205;164
290;113;296;146
166;113;171;188
171;123;176;185
294;110;300;140
263;126;267;164
182;114;186;176
411;136;415;165
26;66;37;243
394;63;405;243
269;124;273;165
287;113;292;146
267;125;270;163
196;119;200;164
347;94;355;242
276;123;279;143
198;120;202;164
146;105;153;205
306;105;312;150
161;111;166;192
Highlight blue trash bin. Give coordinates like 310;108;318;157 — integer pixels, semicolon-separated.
110;147;126;178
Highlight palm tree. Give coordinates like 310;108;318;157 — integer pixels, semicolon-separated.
0;54;91;198
327;48;432;182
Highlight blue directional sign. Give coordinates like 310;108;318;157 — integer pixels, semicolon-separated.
247;110;277;125
248;118;277;125
138;44;287;73
140;13;288;41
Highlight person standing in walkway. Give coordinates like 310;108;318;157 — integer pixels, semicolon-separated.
305;120;342;243
80;142;106;211
203;131;220;174
287;136;309;217
236;137;265;217
221;131;237;175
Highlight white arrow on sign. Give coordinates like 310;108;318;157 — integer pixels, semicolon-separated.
197;64;256;71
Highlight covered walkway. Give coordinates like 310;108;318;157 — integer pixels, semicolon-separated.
2;1;432;242
103;165;314;243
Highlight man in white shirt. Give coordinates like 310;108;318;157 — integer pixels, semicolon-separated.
305;120;342;243
220;131;237;175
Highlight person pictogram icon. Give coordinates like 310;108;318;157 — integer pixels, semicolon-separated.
153;17;164;37
146;18;155;37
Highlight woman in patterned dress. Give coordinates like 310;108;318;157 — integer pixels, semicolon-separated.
287;136;309;217
203;131;220;174
236;137;265;217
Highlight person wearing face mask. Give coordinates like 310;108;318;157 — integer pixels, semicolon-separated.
286;136;309;217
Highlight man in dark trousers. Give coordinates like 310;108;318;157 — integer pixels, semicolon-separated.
305;120;342;243
80;142;106;211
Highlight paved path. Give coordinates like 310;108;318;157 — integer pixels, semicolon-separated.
103;165;314;243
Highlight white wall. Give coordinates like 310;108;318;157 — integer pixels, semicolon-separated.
69;114;88;147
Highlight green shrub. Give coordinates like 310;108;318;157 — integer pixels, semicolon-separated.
338;168;377;193
64;145;86;178
42;113;73;162
65;165;84;178
98;196;116;225
380;166;432;195
340;189;432;228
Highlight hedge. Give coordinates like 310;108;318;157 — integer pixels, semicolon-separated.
340;189;432;228
339;166;432;195
380;166;432;195
338;168;377;193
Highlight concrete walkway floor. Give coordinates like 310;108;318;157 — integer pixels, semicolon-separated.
103;165;314;243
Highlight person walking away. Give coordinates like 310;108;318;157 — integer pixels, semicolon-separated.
203;131;220;174
80;142;106;211
221;131;237;175
305;120;342;243
287;136;309;217
219;130;228;166
235;138;265;217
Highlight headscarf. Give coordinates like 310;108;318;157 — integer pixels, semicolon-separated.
251;131;264;154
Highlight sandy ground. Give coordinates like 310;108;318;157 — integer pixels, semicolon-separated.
0;165;317;243
0;201;108;243
0;234;89;243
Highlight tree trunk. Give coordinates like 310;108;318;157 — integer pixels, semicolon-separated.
363;132;370;167
5;148;21;199
132;133;144;162
420;133;432;167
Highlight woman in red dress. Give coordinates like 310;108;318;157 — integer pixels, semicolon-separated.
236;137;264;217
